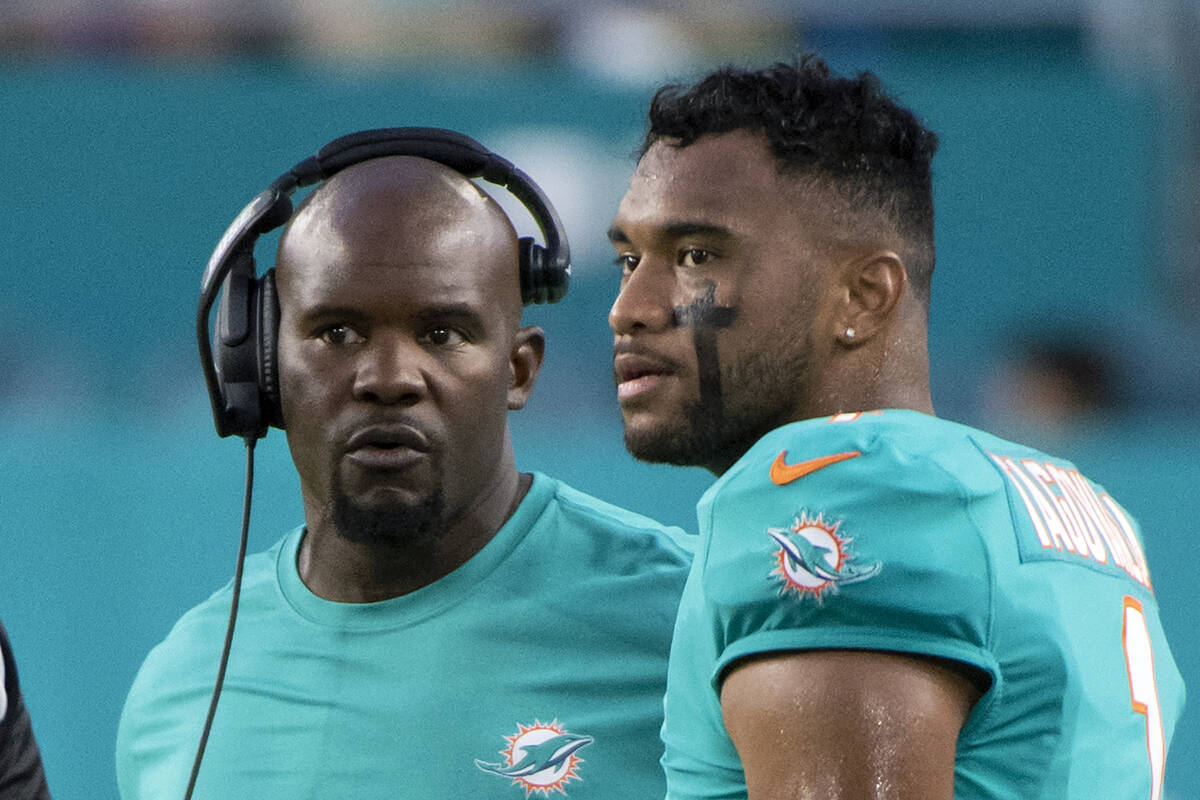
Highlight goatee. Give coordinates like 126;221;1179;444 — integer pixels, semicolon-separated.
329;473;446;553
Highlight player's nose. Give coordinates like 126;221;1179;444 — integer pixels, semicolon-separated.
609;260;675;336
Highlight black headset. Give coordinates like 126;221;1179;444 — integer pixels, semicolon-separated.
196;127;571;441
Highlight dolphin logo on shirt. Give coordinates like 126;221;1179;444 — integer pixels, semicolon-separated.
475;733;593;778
769;527;841;581
476;721;593;795
768;528;881;584
768;512;881;599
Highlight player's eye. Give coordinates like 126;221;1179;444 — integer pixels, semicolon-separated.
318;324;365;346
680;248;714;268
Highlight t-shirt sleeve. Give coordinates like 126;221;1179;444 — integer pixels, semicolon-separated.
0;622;52;800
700;436;1001;692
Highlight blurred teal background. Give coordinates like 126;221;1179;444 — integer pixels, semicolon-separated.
1;4;1197;798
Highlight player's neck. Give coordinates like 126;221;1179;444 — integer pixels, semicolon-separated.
825;377;934;420
833;318;934;417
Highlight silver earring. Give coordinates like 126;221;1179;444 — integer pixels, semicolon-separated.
844;327;856;340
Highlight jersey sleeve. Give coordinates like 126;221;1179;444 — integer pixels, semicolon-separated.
699;431;1002;693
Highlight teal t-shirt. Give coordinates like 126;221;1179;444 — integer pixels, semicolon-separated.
118;473;693;799
662;410;1185;800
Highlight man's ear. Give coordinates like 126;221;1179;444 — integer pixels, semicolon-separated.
508;325;546;410
836;250;907;347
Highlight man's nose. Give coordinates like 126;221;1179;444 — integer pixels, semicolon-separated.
609;260;675;336
352;335;427;404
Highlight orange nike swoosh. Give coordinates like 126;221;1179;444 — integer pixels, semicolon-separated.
770;450;862;485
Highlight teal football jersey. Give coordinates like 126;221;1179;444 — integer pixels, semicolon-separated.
662;410;1185;800
118;473;693;799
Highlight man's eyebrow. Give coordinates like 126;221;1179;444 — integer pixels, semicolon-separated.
607;221;735;244
607;225;629;244
412;302;485;324
296;302;485;326
299;304;367;322
660;221;735;240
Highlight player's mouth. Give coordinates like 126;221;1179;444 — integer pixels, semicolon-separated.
343;423;431;471
613;350;678;403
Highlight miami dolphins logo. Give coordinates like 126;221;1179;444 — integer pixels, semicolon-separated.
475;720;593;796
768;511;881;600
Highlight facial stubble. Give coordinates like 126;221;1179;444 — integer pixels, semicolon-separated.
623;288;812;472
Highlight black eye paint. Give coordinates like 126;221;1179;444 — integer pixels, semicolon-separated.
671;284;736;328
672;283;737;419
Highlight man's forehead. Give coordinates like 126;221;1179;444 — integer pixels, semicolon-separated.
616;133;793;233
279;256;499;316
279;187;516;281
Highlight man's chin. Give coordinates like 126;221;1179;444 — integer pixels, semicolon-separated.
622;426;705;468
330;490;445;548
621;407;756;473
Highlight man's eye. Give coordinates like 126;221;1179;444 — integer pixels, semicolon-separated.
615;253;640;274
680;248;713;267
424;328;465;347
319;325;365;346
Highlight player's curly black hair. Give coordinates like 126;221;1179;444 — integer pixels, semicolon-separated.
642;56;939;300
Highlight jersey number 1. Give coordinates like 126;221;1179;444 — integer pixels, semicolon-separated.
1122;596;1165;800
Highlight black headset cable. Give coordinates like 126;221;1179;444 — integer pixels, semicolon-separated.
182;436;256;800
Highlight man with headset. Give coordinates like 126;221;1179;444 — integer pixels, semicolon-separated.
116;136;692;798
0;620;51;799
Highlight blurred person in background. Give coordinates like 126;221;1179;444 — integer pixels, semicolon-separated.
0;620;51;799
982;328;1125;442
117;148;692;798
607;57;1185;799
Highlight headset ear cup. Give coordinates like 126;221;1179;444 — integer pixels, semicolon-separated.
518;235;570;306
518;236;569;305
517;237;541;305
257;269;284;429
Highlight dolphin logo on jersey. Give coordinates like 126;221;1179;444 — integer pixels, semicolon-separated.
476;720;593;796
768;511;880;600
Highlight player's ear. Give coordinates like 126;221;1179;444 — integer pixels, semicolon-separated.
836;250;907;347
507;325;545;410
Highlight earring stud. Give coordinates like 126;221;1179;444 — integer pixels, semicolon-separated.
845;327;856;340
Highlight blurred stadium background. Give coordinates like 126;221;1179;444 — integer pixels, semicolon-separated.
1;1;1197;797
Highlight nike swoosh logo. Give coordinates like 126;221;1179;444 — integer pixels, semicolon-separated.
770;450;862;485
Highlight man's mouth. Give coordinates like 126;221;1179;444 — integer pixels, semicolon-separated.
344;424;430;469
613;351;677;402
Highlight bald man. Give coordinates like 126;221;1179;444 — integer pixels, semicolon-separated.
117;155;692;799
